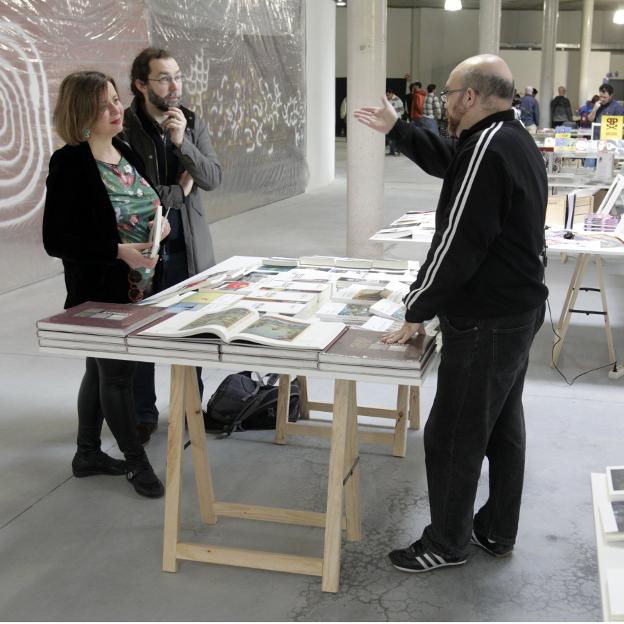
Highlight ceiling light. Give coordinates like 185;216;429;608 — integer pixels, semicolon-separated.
336;0;346;6
614;8;624;24
444;0;462;11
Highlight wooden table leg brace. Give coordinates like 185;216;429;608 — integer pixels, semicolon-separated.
275;375;419;457
162;365;361;593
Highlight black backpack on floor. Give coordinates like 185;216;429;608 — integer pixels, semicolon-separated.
203;371;300;436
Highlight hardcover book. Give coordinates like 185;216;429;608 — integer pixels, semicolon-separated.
37;302;168;337
598;498;624;541
607;466;624;502
606;569;624;620
319;327;435;370
317;301;372;323
138;306;345;350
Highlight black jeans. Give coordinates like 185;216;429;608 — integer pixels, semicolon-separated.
134;249;204;424
420;304;545;558
77;357;144;461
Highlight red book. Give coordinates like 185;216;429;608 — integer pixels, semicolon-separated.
37;302;169;337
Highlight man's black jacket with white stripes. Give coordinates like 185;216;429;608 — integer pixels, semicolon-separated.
388;110;548;323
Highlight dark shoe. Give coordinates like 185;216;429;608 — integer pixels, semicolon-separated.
470;529;514;558
126;460;164;498
136;422;157;446
72;450;126;478
389;539;466;573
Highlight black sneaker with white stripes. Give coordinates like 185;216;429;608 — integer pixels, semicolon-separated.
469;529;514;558
388;539;467;573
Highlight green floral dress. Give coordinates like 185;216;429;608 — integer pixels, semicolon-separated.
97;157;161;302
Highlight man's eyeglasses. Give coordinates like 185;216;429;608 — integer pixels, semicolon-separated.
147;74;183;86
439;88;467;103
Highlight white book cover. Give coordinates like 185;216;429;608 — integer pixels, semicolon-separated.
241;289;318;304
37;330;126;345
220;342;320;360
139;307;345;350
258;279;330;293
370;298;406;322
607;569;624;620
598;498;624;541
242;299;313;317
607;466;624;502
126;346;220;361
261;256;299;267
39;338;127;353
317;301;372;322
148;205;163;259
219;353;319;370
270;268;333;283
299;255;339;267
360;316;402;332
331;284;386;304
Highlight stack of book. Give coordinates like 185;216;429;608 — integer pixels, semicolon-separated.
318;327;436;378
598;466;624;542
584;214;621;233
36;302;168;354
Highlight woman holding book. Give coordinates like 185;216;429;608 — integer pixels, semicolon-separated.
43;71;170;498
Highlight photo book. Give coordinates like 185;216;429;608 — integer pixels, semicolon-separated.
607;466;624;502
37;302;168;337
137;306;346;351
598;497;624;541
319;327;435;370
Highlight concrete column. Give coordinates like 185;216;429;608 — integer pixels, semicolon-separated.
305;0;335;191
539;0;559;128
578;0;594;110
346;0;386;258
478;0;501;55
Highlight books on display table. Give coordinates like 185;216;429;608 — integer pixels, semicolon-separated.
37;301;168;337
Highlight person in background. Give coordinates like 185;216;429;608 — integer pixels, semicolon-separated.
409;81;427;126
422;84;442;135
577;95;600;128
43;71;169;498
588;83;624;125
354;54;547;574
339;96;348;138
385;90;404;155
123;48;223;445
550;86;573;127
520;85;539;131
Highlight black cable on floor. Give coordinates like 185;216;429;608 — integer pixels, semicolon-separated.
546;297;616;386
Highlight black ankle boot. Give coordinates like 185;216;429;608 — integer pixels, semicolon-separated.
72;449;127;478
126;457;164;498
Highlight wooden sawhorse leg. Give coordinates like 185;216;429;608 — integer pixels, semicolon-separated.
163;365;216;572
552;253;617;367
162;367;359;593
275;376;418;457
322;378;360;592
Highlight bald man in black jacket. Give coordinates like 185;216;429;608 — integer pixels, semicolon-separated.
355;54;547;573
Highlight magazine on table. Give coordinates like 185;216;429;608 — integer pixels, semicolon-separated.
37;302;168;337
369;298;406;322
316;301;372;324
137;306;346;350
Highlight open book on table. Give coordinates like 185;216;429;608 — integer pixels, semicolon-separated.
137;306;346;351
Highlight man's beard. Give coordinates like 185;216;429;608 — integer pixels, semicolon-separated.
147;86;180;112
447;105;465;137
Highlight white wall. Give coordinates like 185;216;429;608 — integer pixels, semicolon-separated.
306;0;335;191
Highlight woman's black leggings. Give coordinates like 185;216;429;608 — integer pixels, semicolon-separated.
76;357;144;461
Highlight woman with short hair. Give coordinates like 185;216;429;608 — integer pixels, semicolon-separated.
43;71;169;498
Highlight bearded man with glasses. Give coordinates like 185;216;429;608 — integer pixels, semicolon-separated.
123;47;223;445
355;54;548;575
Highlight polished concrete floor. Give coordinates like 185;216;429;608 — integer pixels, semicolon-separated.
1;140;623;621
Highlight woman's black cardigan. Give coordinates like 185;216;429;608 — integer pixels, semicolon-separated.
43;137;160;309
